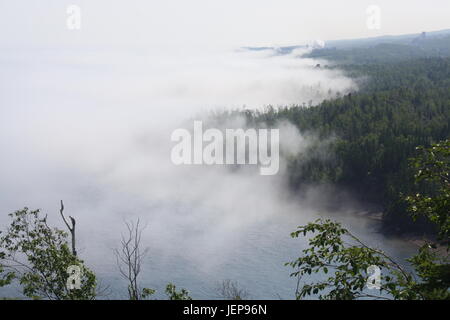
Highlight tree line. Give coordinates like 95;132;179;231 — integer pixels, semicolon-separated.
235;57;450;235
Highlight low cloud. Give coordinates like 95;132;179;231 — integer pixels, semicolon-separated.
0;45;359;297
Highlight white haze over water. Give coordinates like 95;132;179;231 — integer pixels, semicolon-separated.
0;45;416;299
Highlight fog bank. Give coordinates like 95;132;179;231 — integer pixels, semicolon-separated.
0;45;363;297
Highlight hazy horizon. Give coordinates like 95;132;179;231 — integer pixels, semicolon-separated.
1;1;450;50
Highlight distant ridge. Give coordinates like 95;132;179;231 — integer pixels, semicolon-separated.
324;28;450;49
244;28;450;54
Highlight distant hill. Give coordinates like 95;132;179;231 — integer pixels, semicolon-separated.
325;29;450;49
307;32;450;65
244;29;450;64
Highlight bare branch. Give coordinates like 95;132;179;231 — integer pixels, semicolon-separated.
114;219;149;300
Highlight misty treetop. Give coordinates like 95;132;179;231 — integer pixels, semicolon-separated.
225;56;450;235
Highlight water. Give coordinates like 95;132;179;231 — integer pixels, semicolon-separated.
0;47;416;299
86;210;417;300
0;200;418;300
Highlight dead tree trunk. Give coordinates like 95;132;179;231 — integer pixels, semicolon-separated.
59;200;77;257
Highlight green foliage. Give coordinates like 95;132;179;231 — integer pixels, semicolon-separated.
165;283;192;300
0;208;97;300
286;219;417;300
142;287;156;299
407;140;450;242
407;245;450;299
288;143;449;299
404;140;450;299
0;251;14;288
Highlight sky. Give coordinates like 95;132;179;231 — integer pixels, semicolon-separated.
0;0;449;49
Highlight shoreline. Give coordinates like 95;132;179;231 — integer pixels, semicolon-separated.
361;210;447;254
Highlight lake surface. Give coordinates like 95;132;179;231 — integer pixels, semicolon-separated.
0;204;417;300
85;210;418;300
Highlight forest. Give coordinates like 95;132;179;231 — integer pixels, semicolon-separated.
234;44;450;236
